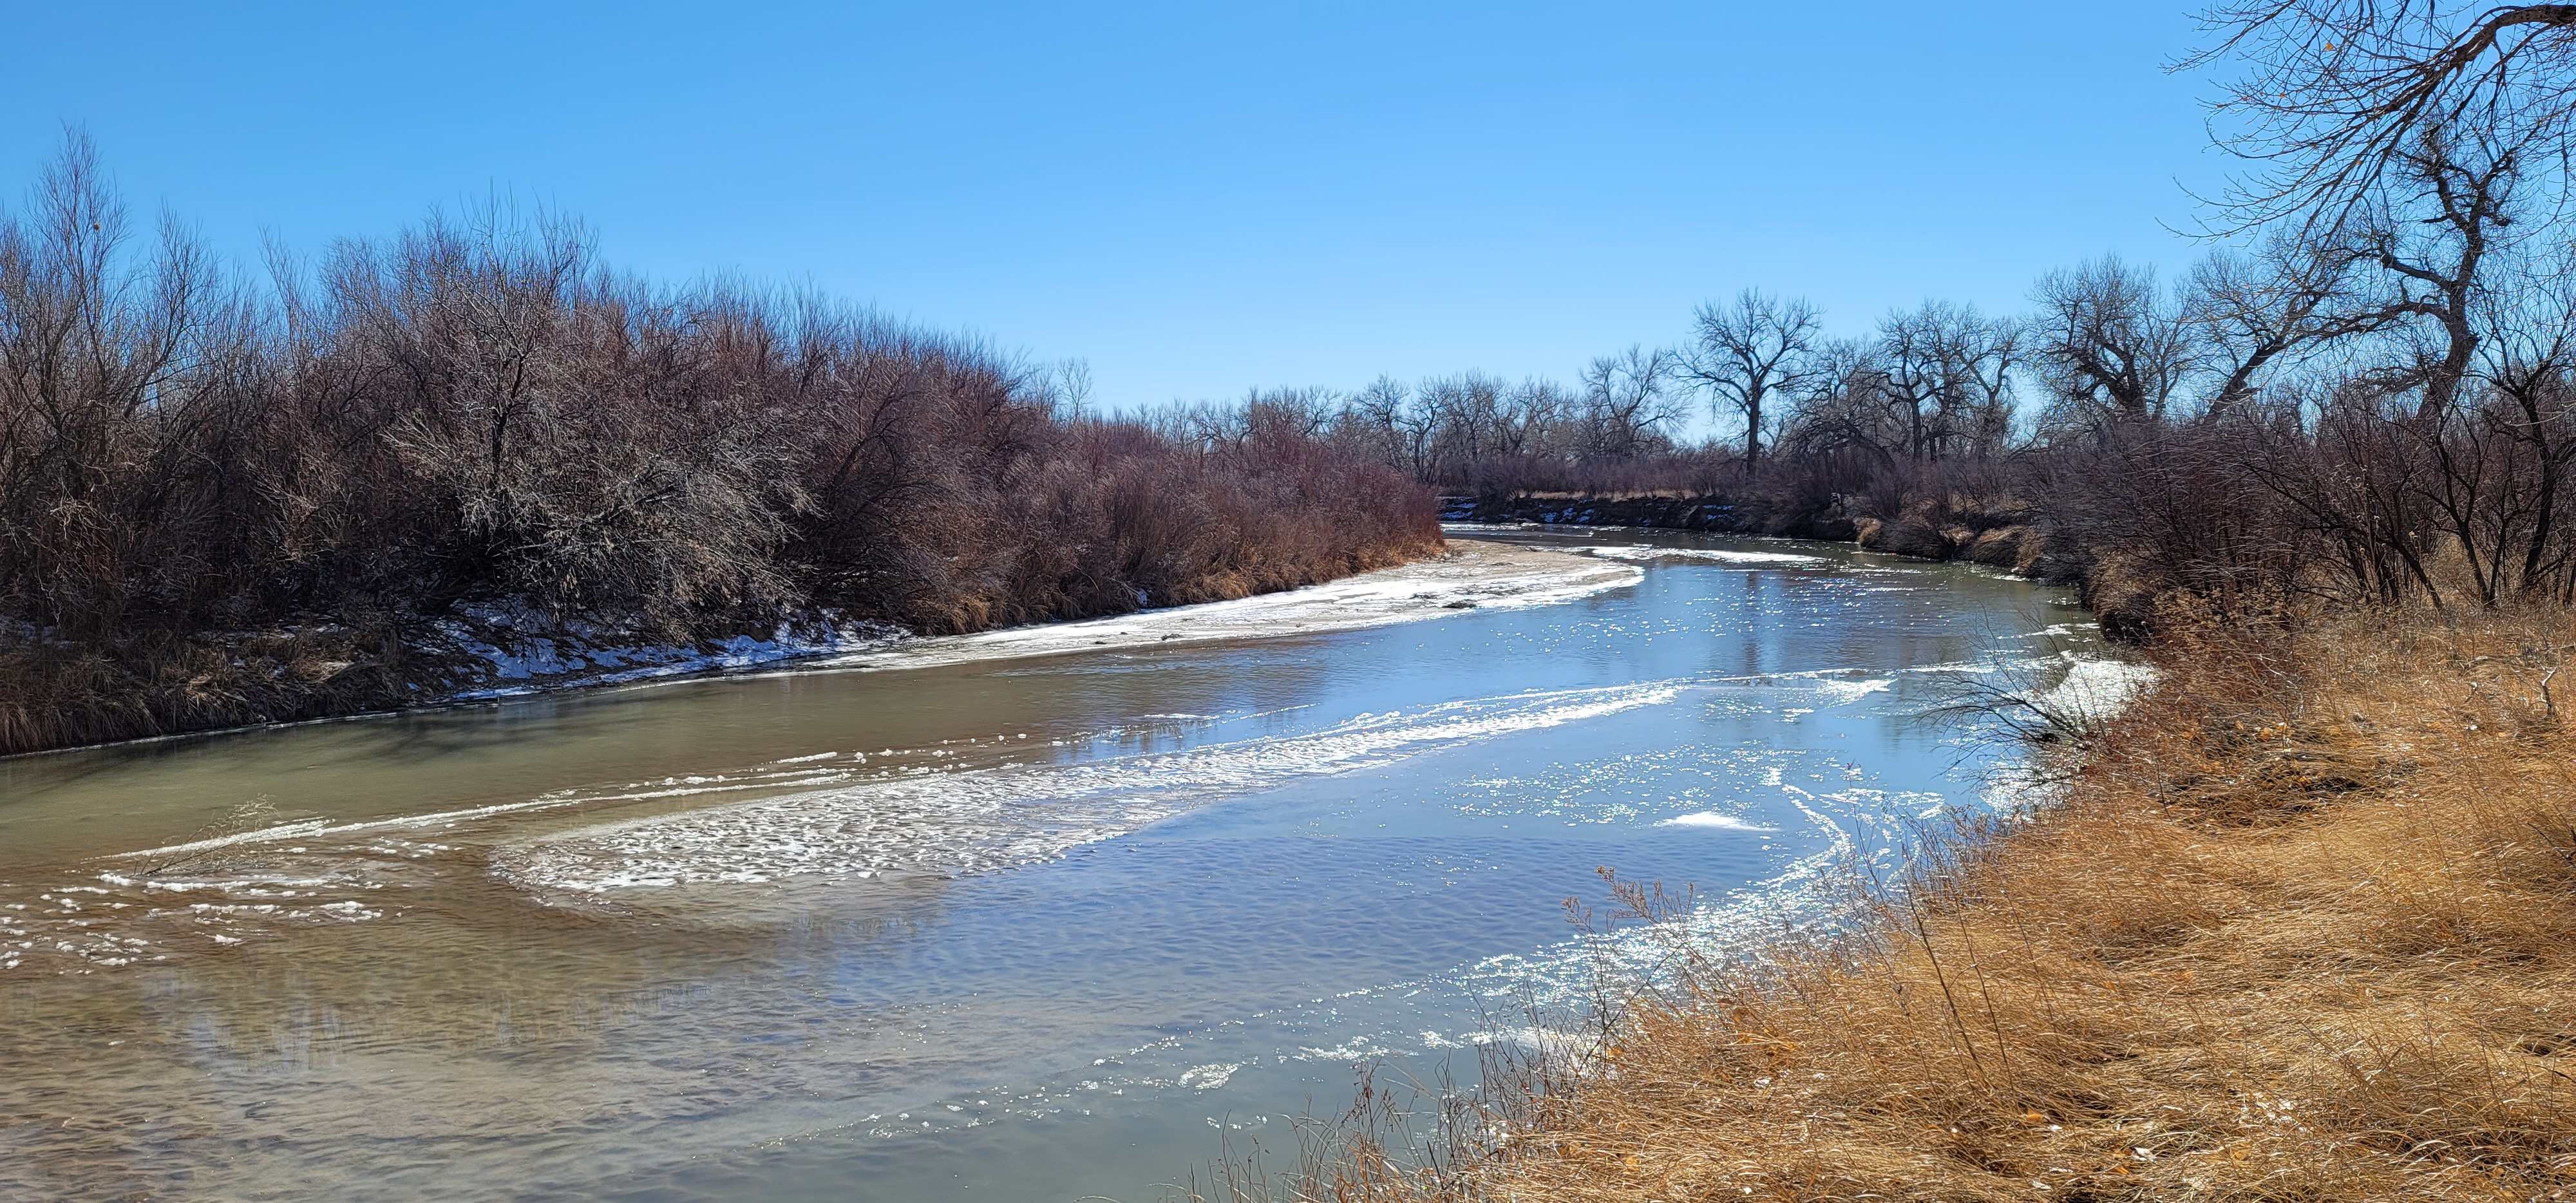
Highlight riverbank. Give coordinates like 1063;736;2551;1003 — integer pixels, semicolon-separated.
0;523;2072;1200
1328;605;2576;1201
0;153;1455;761
1445;490;2169;638
804;540;1638;673
0;538;1653;759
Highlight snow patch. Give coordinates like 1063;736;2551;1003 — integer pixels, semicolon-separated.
1815;677;1895;705
1658;811;1777;832
1583;545;1826;567
432;609;904;699
2033;656;2157;727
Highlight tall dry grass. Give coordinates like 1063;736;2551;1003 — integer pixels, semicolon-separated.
1267;605;2576;1202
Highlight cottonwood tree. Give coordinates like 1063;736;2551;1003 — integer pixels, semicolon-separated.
1492;378;1570;461
1878;301;2019;461
1577;345;1681;459
1340;375;1437;478
1772;337;1922;513
2352;124;2529;415
1777;338;1896;460
1680;289;1822;477
2470;254;2576;598
2031;256;2196;435
2369;240;2576;603
1421;372;1507;479
2190;1;2576;234
2183;236;2394;413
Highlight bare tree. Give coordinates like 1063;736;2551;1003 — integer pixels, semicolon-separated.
1879;301;2019;461
0;131;236;638
1495;377;1571;460
1421;372;1507;480
2183;236;2395;412
1777;337;1900;463
1043;357;1094;419
1577;345;1681;459
2187;1;2576;234
2032;256;2197;433
1340;374;1435;478
2472;254;2576;598
2353;123;2527;416
1680;289;1822;477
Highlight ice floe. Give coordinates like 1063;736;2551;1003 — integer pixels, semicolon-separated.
805;542;1640;674
1657;811;1777;831
1580;544;1828;567
495;679;1692;895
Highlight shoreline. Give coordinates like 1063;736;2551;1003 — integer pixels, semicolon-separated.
1443;490;2169;636
8;540;1640;761
1318;605;2576;1201
799;538;1640;672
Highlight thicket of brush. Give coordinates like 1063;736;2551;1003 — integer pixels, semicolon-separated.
1278;234;2576;643
0;140;1439;754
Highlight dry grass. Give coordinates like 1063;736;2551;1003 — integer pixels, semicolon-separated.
0;626;436;755
1310;606;2576;1202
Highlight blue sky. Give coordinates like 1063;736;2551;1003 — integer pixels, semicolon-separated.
3;2;2227;413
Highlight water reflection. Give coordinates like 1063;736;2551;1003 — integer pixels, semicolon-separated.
0;531;2095;1201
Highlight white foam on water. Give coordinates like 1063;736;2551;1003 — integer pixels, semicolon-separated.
112;819;337;863
1584;545;1826;567
109;766;864;868
1815;677;1895;704
495;681;1695;895
1657;811;1776;831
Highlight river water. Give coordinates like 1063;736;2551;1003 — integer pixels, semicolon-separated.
0;529;2108;1202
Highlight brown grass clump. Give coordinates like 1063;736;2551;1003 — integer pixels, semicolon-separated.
1317;607;2576;1202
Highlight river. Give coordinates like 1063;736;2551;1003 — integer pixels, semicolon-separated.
0;529;2110;1201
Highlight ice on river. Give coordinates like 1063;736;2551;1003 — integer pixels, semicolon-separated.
1658;811;1778;831
495;680;1692;895
803;542;1642;673
1578;544;1830;567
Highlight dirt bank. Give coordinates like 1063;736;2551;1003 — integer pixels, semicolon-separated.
1;540;1634;759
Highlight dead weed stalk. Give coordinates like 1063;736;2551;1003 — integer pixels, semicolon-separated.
1278;605;2576;1201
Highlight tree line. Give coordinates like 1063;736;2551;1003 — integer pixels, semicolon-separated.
1240;95;2576;616
0;137;1439;751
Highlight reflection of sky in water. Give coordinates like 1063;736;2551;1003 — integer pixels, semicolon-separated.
0;529;2107;1202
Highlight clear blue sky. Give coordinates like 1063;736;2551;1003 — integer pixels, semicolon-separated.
2;2;2226;413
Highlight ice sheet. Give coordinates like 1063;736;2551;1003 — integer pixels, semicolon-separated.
805;542;1641;673
497;680;1692;895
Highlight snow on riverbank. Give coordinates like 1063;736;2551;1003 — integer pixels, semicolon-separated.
431;540;1640;697
428;603;905;700
806;540;1641;673
1578;544;1828;567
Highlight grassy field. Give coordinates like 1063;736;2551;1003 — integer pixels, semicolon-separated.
1280;606;2576;1202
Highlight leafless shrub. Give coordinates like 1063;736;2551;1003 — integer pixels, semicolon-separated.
0;138;1442;753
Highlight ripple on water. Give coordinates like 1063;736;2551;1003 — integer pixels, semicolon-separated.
493;681;1696;896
